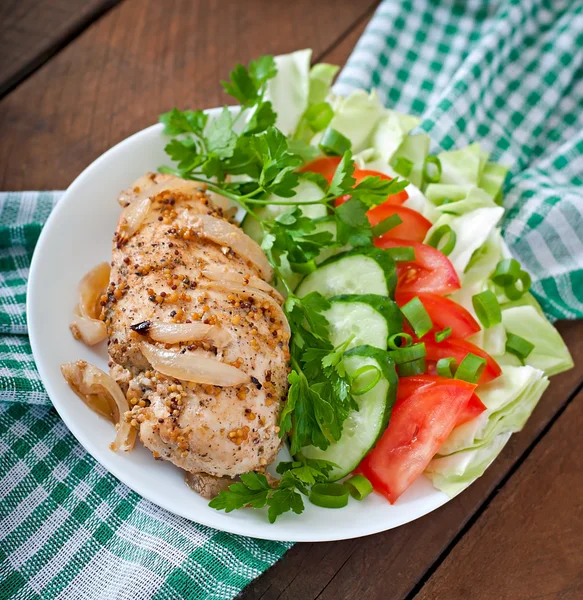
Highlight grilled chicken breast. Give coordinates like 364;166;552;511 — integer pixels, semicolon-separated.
102;173;290;487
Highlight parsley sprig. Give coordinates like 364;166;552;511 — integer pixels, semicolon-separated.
209;459;337;523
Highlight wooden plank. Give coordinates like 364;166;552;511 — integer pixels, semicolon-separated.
0;0;119;97
415;390;583;600
0;0;379;191
241;320;583;600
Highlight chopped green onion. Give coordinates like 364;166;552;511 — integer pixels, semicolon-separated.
393;157;414;177
505;332;534;361
427;224;456;256
397;357;426;377
491;258;521;286
504;270;531;300
455;353;486;384
344;474;373;501
436;357;458;378
289;260;317;275
401;296;433;338
318;127;351;156
309;483;349;509
386;246;415;263
371;214;403;237
305;102;334;132
435;327;452;342
424;156;442;183
350;365;381;396
388;342;426;365
472;290;502;328
388;332;413;350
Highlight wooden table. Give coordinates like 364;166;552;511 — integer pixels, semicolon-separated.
1;2;581;598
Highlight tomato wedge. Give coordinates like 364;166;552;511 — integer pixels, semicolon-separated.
370;204;432;243
357;375;477;503
396;291;480;339
300;157;341;183
424;337;502;385
376;239;460;296
456;393;487;426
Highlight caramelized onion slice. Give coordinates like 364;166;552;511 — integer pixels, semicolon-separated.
61;361;136;452
70;308;108;346
145;322;231;347
188;214;273;281
141;342;250;386
202;267;284;304
117;197;151;245
78;262;110;319
119;174;204;207
202;282;290;335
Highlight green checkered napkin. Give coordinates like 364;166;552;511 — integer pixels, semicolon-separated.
2;1;583;598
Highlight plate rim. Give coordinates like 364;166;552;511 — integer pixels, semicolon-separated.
27;116;451;543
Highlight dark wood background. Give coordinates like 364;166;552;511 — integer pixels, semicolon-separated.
1;2;581;599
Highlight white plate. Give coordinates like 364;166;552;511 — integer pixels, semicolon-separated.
28;107;450;542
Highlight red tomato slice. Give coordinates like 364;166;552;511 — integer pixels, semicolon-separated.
300;157;341;183
424;337;502;385
456;393;487;426
376;239;461;296
396;291;480;339
370;204;432;243
357;375;477;504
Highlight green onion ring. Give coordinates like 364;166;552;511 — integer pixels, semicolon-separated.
435;327;452;342
350;365;382;396
289;259;317;275
504;270;532;300
386;246;415;263
455;353;486;383
400;296;433;338
388;332;413;350
388;342;426;365
472;290;502;328
371;213;403;238
397;357;426;377
309;483;350;509
305;102;334;132
318;127;352;156
491;258;521;286
424;156;442;183
427;224;457;256
436;357;458;378
344;474;374;501
393;157;414;177
505;332;535;361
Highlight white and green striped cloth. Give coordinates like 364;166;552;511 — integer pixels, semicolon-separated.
1;1;582;598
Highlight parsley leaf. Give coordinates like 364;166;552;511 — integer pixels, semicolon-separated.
328;151;356;197
335;197;373;247
267;486;304;523
221;55;277;106
205;107;237;160
159;108;208;136
208;472;271;512
352;176;409;208
244;101;277;135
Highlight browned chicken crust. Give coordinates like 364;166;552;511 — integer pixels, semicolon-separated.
103;173;290;483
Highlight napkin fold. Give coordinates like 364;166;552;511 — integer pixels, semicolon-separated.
2;1;582;598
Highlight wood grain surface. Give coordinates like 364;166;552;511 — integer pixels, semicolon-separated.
416;391;583;600
0;0;379;191
0;0;119;97
1;3;582;599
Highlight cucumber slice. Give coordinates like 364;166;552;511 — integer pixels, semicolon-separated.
242;179;327;244
296;247;397;298
325;294;402;349
300;345;398;481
